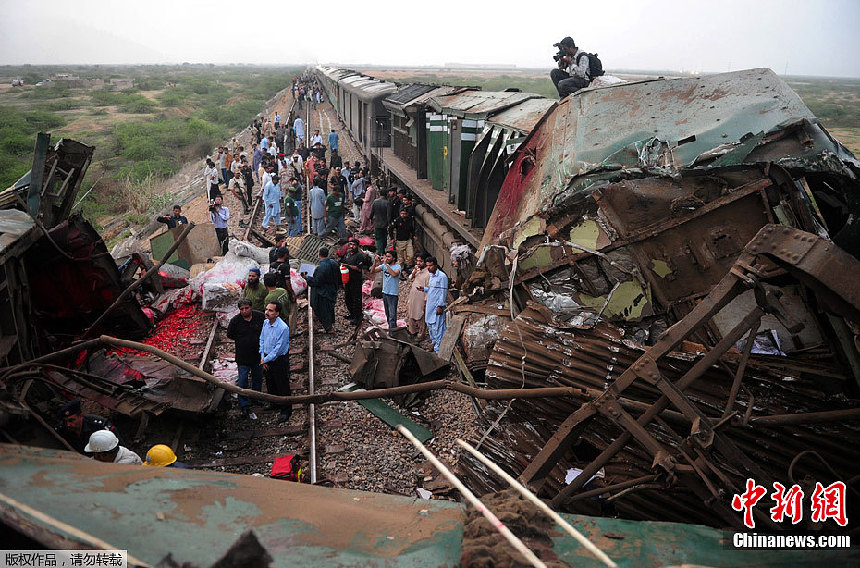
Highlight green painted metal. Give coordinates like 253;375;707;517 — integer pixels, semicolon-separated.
2;444;857;567
551;512;859;567
341;385;433;443
0;444;462;567
426;113;447;191
149;229;185;269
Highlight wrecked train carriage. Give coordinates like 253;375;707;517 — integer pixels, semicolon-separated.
456;68;860;528
0;136;151;366
0;136;217;437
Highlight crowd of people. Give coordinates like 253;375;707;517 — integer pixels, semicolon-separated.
149;72;453;431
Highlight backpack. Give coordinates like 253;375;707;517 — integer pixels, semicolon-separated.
576;52;605;79
271;454;302;482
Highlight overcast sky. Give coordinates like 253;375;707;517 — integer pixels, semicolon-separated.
1;0;858;78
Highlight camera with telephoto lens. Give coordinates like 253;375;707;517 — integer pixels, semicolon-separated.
553;50;566;62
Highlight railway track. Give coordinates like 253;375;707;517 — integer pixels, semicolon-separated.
182;90;384;483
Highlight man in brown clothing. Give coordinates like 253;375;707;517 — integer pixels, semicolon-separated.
406;253;430;338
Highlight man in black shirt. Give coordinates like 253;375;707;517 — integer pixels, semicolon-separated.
269;235;288;264
392;209;416;271
55;400;115;454
340;238;371;324
226;299;265;419
155;205;188;229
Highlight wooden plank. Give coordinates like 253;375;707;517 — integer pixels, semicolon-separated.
436;315;465;362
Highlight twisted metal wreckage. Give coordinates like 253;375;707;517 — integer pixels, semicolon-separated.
0;69;859;565
452;68;860;531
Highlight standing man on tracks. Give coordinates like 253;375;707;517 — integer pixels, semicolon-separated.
309;179;326;237
406;253;430;340
227;298;265;420
263;174;282;235
294;116;305;147
228;170;250;214
370;189;391;255
303;247;341;334
423;256;449;353
371;250;402;333
323;182;347;239
349;170;366;223
328;129;339;153
340;238;370;325
210;195;230;255
392;208;415;273
252;143;263;182
260;301;292;423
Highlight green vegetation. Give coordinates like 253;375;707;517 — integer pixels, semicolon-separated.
0;64;299;228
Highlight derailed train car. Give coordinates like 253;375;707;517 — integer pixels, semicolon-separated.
454;68;860;530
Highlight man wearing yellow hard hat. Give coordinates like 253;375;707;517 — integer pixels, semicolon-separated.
142;444;191;469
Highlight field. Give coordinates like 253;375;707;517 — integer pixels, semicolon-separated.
0;65;857;234
0;64;298;229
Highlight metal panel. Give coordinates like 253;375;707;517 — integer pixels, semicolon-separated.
428;90;543;120
0;444;465;568
483;68;859;248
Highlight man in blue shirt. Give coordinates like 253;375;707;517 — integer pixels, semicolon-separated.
423;256;449;353
209;196;230;255
259;301;291;422
371;250;402;333
262;174;282;234
328;129;339;152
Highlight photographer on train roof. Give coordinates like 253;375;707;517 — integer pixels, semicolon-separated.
550;36;597;98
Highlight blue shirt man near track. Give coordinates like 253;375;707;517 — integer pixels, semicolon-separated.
328;129;339;152
423;256;449;353
259;301;292;422
371;250;402;334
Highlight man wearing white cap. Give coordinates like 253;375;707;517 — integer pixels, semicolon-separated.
85;430;142;465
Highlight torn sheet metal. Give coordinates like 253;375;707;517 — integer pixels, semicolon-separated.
350;329;449;390
483;68;858;247
25;214;151;347
85;351;215;414
465;299;860;529
428;90;543;120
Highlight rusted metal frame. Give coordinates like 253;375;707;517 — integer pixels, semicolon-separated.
594;398;674;471
548;304;765;508
749;407;860;426
722;323;759;418
567;474;661;502
515;179;771;284
81;222;195;339
654;416;729;496
0;339;104;379
521;274;747;489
